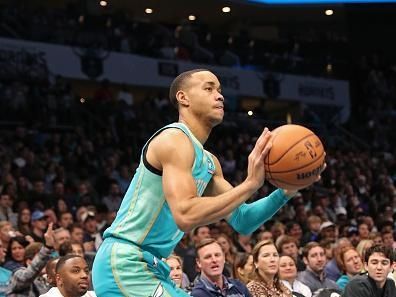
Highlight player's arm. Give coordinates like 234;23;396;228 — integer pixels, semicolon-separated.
205;155;297;235
149;128;271;232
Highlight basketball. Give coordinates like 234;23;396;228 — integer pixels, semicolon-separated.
264;124;325;191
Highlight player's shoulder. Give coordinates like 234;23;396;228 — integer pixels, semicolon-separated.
150;127;194;156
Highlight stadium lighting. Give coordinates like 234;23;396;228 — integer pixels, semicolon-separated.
222;7;231;13
145;8;153;14
99;1;107;7
188;15;196;21
325;9;334;16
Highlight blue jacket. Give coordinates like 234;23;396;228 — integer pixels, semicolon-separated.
191;275;251;297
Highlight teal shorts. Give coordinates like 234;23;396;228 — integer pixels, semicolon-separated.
92;238;189;297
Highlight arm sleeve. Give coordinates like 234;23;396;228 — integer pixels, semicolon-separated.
227;189;289;235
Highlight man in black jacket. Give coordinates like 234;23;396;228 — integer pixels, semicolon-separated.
342;245;395;297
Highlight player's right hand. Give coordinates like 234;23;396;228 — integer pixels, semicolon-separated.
245;127;273;190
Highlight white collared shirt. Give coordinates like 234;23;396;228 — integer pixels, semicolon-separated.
282;279;312;297
39;287;97;297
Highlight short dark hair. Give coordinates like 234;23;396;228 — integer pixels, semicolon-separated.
58;241;73;256
169;69;209;108
276;235;298;252
302;241;323;258
55;254;84;273
364;244;394;263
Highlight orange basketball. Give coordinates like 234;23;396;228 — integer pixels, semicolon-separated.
264;124;325;191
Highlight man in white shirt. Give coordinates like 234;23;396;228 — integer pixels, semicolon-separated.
40;255;96;297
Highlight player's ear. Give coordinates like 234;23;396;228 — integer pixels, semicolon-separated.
176;90;189;107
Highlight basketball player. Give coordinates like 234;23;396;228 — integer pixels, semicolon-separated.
92;69;312;296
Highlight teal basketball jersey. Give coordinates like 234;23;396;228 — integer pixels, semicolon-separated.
103;122;215;258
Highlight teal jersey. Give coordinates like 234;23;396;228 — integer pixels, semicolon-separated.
103;123;215;258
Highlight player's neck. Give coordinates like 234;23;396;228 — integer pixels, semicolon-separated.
178;117;211;144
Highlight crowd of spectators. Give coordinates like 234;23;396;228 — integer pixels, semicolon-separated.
0;66;394;296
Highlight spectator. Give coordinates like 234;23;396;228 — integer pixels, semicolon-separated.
216;233;237;277
247;240;292;297
81;211;102;253
335;246;363;290
325;238;352;282
234;234;253;254
319;221;337;242
102;181;122;213
39;255;96;297
164;254;191;293
301;215;321;246
0;221;15;249
342;245;395;297
192;238;250;297
357;222;370;241
30;210;49;243
69;223;84;245
0;193;17;226
369;232;383;246
279;254;312;297
45;258;60;287
276;235;305;271
3;236;29;272
232;253;253;285
347;227;360;247
256;231;273;242
17;207;32;236
58;212;73;229
0;239;11;297
356;239;373;260
285;222;303;246
53;228;71;253
7;223;55;296
381;230;396;249
44;209;58;228
180;225;211;282
297;242;339;294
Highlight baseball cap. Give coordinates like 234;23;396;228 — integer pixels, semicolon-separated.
31;210;47;222
319;221;335;232
81;211;96;223
348;226;359;236
335;207;347;216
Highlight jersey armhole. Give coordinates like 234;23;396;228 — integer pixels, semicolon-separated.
142;126;191;176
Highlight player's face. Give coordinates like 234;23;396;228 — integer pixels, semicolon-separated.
183;71;224;126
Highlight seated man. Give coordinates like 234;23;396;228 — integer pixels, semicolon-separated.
342;245;395;297
297;242;339;294
40;254;96;297
191;238;250;296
